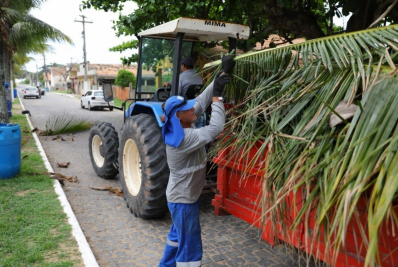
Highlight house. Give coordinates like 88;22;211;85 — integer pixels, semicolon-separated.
74;62;139;95
49;66;69;89
42;72;51;89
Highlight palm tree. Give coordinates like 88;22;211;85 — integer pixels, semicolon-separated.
206;24;398;266
12;51;32;78
0;0;72;122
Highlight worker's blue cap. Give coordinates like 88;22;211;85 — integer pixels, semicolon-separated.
5;82;9;88
162;96;196;148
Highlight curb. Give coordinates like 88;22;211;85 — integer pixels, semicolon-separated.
19;98;99;267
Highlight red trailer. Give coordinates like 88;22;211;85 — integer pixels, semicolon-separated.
212;141;398;267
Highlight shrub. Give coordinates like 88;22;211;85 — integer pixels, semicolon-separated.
115;69;136;88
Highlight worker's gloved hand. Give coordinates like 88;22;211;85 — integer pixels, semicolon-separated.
213;72;231;97
221;54;236;74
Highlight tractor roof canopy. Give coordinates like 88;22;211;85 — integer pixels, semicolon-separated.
138;17;250;42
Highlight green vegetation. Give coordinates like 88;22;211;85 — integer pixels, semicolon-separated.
23;78;30;84
115;69;136;87
44;111;93;135
55;89;75;94
0;98;81;266
113;98;123;108
113;97;134;109
1;0;72;123
207;24;398;266
83;0;398;65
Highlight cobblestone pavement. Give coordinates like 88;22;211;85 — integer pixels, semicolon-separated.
24;91;313;267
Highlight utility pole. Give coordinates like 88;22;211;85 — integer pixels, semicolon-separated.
36;64;39;87
43;54;49;91
75;15;92;94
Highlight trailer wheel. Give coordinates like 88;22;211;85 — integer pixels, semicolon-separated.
119;114;169;219
89;122;119;179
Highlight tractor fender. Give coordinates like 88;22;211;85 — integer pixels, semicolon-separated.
125;101;165;127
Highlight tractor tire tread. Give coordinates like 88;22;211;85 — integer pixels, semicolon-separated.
119;114;169;219
89;122;119;179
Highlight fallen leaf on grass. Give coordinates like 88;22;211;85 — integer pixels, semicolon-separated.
23;128;30;133
22;155;29;160
90;186;123;196
57;162;70;168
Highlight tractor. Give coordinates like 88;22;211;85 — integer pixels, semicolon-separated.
88;17;249;219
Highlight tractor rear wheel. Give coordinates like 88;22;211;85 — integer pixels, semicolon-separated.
119;114;169;219
89;122;119;179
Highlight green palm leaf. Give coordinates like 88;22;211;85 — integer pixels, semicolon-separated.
207;24;398;266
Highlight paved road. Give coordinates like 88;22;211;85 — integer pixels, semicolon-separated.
17;87;306;267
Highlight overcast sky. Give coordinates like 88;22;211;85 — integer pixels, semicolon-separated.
25;0;138;72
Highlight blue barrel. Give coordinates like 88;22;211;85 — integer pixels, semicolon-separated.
0;124;21;179
13;89;17;98
7;100;11;117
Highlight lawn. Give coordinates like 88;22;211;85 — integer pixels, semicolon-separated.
0;98;82;267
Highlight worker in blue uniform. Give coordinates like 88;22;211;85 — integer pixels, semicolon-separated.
159;55;235;267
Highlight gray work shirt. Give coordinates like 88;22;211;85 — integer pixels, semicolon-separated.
166;82;225;203
178;69;203;96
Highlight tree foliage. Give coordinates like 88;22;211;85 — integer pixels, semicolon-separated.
0;0;73;122
115;69;136;87
82;0;398;65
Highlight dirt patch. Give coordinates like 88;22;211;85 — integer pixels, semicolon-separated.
12;103;22;111
44;241;84;267
16;189;38;197
44;227;84;267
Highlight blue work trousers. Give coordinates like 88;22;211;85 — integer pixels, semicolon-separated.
159;200;202;267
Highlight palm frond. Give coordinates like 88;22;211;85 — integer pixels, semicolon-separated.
44;112;93;136
207;24;398;266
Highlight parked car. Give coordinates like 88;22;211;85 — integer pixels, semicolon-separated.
81;90;114;111
23;86;41;99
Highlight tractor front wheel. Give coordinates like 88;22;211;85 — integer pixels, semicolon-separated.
119;114;169;219
89;122;119;179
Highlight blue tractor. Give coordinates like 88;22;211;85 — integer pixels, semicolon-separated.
88;18;249;219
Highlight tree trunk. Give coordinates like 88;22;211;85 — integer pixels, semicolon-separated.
3;42;11;106
346;0;398;32
0;39;10;123
260;1;325;40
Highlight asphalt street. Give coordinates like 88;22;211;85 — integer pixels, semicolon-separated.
16;86;308;267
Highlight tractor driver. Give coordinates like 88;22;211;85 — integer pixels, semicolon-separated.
163;56;203;96
159;55;235;267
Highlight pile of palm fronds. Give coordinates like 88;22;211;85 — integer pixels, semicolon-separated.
206;25;398;266
44;111;93;135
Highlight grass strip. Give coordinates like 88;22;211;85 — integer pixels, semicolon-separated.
0;98;82;267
